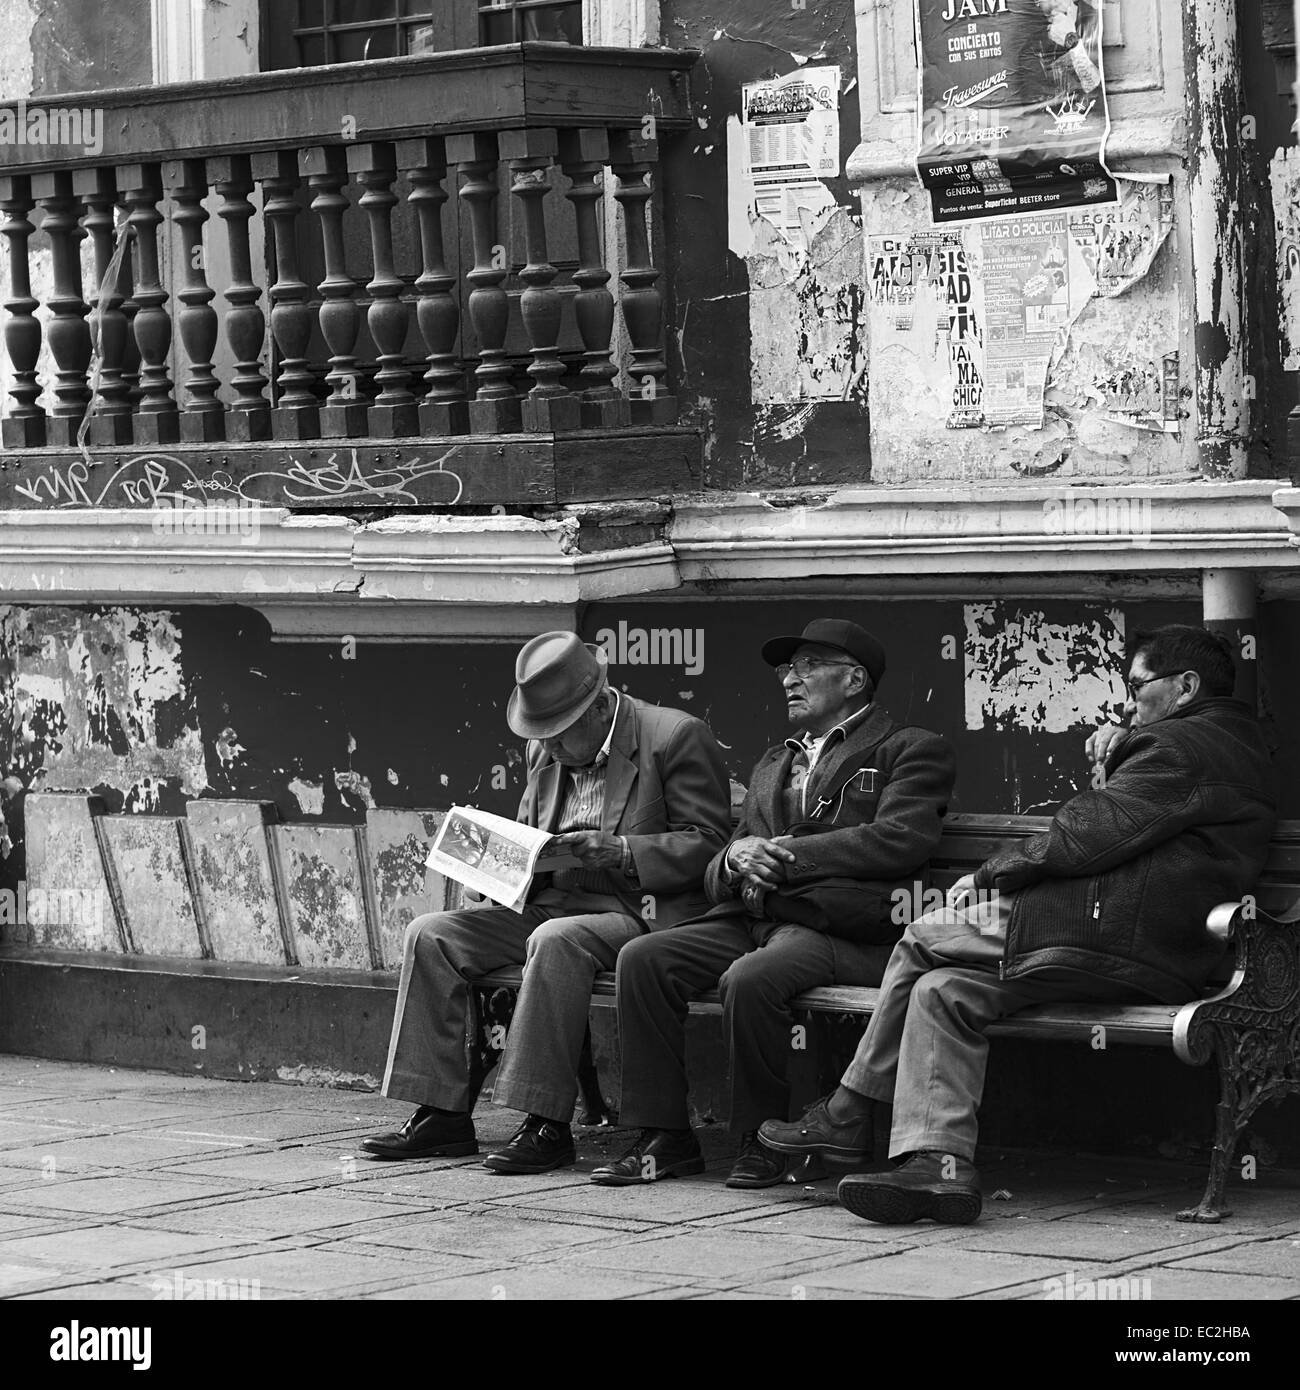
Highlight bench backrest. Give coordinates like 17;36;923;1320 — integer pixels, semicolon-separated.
933;813;1300;917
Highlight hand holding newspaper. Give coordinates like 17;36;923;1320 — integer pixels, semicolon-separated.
426;805;582;912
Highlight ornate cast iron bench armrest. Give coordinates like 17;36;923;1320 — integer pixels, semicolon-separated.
1171;895;1300;1223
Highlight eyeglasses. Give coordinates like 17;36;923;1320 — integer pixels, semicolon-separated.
775;657;859;682
1125;671;1182;698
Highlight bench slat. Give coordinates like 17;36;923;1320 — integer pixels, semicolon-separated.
473;967;1186;1045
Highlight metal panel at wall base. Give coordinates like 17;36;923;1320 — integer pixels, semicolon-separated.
365;808;449;971
273;825;372;970
14;794;118;952
186;800;286;965
99;816;202;958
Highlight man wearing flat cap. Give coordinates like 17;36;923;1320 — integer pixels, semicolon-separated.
592;619;956;1189
363;631;731;1175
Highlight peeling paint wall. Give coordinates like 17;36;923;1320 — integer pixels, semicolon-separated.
0;607;208;812
661;0;870;489
0;0;151;100
1;598;1297;827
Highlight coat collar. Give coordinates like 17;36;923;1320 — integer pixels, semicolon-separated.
805;702;898;801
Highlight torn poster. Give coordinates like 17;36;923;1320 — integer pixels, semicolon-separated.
869;231;984;427
914;0;1118;223
1271;146;1300;372
963;601;1126;734
1066;176;1174;298
972;213;1081;427
739;66;841;254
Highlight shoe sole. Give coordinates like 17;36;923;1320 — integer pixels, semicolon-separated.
837;1175;982;1226
481;1151;577;1175
589;1156;706;1187
360;1140;479;1161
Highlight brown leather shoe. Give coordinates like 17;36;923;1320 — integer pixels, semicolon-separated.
757;1094;873;1160
360;1106;478;1160
727;1132;788;1189
838;1151;982;1225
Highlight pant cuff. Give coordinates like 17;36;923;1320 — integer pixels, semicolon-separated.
383;1069;470;1112
888;1129;976;1164
491;1080;576;1123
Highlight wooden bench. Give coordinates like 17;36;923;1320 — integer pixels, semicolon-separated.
466;813;1300;1224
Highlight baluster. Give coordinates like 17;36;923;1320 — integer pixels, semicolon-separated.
252;149;320;440
610;130;676;425
119;229;143;409
32;171;92;446
211;154;271;441
559;128;628;429
448;131;521;433
0;175;45;447
349;142;416;438
304;145;367;437
74;168;134;445
502;128;579;433
162;159;224;442
396;135;468;436
119;162;179;445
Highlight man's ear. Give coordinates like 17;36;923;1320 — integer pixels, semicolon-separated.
1176;670;1202;707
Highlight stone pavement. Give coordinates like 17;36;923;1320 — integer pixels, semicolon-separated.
0;1054;1297;1302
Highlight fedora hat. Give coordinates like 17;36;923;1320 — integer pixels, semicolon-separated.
507;631;609;739
760;618;886;687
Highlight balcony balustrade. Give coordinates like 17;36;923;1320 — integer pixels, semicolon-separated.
0;44;698;510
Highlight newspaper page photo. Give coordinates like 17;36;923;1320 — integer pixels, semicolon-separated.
426;805;581;912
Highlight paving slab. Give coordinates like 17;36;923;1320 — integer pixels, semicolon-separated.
746;1246;1082;1299
0;1172;251;1216
0;1057;1297;1302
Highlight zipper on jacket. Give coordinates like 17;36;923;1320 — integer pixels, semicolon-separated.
1092;898;1101;920
998;958;1006;980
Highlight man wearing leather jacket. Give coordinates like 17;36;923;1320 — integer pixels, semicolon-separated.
759;624;1277;1227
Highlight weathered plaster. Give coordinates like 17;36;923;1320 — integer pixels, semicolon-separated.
964;602;1127;734
0;606;208;808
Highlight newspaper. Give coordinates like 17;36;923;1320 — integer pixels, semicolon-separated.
425;805;581;912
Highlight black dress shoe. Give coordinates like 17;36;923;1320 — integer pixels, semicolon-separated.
837;1151;982;1226
757;1093;873;1160
482;1116;576;1174
590;1128;705;1186
727;1132;788;1189
360;1106;477;1160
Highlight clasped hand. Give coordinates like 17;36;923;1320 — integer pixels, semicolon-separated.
727;835;796;888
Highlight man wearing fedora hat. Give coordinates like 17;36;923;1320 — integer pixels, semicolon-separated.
362;631;731;1175
592;619;956;1190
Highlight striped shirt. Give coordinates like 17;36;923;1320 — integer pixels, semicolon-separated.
551;690;637;892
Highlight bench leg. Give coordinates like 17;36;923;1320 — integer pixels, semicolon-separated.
467;985;517;1113
575;1025;612;1126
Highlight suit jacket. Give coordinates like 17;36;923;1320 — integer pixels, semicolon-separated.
516;694;732;930
701;704;956;944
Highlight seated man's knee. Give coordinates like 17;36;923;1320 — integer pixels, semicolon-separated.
524;915;588;961
718;950;780;1008
614;928;667;984
404;910;450;956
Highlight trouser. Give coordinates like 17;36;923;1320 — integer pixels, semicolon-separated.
382;886;644;1123
616;912;893;1135
841;893;1150;1162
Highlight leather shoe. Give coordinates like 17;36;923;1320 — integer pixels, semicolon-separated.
482;1116;576;1174
838;1151;982;1225
727;1131;788;1189
590;1128;705;1186
360;1106;477;1160
757;1093;873;1160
